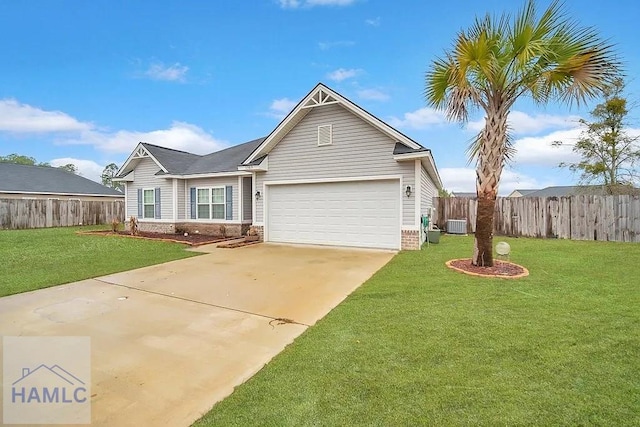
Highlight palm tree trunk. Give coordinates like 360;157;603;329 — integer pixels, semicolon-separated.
473;101;508;267
473;191;496;266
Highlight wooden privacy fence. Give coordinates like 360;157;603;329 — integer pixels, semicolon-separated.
0;199;125;229
434;195;640;242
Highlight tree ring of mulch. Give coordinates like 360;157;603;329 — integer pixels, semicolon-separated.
446;258;529;279
77;230;236;246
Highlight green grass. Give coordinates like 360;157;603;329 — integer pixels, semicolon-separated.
195;236;640;426
0;226;199;297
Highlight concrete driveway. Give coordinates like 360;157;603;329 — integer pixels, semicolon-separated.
0;243;394;426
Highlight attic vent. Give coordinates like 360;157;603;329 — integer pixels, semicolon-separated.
318;125;332;146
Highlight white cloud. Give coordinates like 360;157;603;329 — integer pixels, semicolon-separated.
267;98;297;120
280;0;356;8
0;99;93;133
467;111;581;135
326;68;361;82
365;17;381;26
512;128;583;167
72;121;227;155
388;107;447;129
144;62;189;82
0;98;229;155
357;88;389;101
50;158;105;183
318;40;355;50
439;167;544;196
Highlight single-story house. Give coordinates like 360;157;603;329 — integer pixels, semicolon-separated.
115;83;442;250
0;163;124;201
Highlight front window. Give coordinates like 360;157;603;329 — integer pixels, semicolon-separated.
197;187;225;220
143;189;155;218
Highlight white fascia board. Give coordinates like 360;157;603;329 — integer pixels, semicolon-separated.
238;156;268;172
394;152;443;190
161;171;252;179
112;171;135;182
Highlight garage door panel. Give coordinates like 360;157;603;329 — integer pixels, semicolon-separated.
267;180;400;249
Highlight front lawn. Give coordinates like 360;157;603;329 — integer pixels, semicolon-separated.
195;236;640;426
0;226;199;297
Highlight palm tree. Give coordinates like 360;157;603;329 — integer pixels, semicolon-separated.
426;0;619;267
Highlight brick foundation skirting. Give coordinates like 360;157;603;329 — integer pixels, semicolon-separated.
125;221;247;237
125;221;175;234
401;229;421;250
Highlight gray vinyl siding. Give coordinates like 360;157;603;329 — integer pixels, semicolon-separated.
256;103;415;226
420;164;438;215
177;179;186;220
242;177;252;221
126;158;172;219
186;177;239;220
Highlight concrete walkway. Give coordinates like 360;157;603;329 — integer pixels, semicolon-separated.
0;243;394;426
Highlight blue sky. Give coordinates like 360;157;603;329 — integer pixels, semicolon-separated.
1;0;638;194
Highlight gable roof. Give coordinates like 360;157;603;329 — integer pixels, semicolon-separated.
0;163;123;197
243;83;426;164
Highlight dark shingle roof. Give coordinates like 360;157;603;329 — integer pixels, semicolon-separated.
525;186;608;197
393;142;429;155
182;138;265;174
0;163;123;197
452;192;477;198
141;143;201;174
512;189;539;196
140;138;265;176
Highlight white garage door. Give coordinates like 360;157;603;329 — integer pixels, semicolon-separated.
266;179;400;249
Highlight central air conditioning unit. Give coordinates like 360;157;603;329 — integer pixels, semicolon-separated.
447;219;467;235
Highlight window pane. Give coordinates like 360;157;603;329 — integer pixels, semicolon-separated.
197;189;209;203
197;204;210;219
212;204;225;219
143;189;154;204
144;205;155;218
211;188;225;204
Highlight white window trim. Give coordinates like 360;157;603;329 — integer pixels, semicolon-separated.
142;188;156;219
195;186;226;220
317;124;333;146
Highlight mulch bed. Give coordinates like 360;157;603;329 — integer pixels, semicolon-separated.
446;258;529;279
78;230;236;246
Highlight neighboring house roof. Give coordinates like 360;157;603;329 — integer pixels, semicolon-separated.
452;192;476;198
524;185;608;197
507;188;539;197
0;163;123;197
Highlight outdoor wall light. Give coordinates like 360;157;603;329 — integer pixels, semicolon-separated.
405;185;412;198
255;191;261;200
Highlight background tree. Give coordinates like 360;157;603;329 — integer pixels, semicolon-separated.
425;0;618;266
0;153;50;166
560;78;639;193
438;188;452;198
57;163;78;174
101;163;123;191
